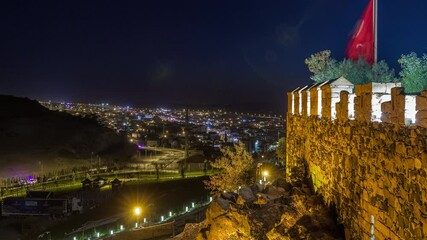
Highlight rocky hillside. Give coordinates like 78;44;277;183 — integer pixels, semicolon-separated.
173;177;344;240
0;95;136;176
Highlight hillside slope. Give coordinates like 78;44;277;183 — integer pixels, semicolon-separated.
0;95;136;177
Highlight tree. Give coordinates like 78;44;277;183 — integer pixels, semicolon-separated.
338;58;372;84
305;50;334;74
276;137;286;164
204;142;254;194
372;60;399;83
305;50;340;83
305;50;397;84
398;52;427;94
311;61;341;83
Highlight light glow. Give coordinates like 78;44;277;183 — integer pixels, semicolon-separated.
134;207;141;216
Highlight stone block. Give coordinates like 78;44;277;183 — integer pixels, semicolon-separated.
391;87;404;96
381;101;392;112
239;187;256;203
416;96;427;111
216;197;231;211
287;92;293;115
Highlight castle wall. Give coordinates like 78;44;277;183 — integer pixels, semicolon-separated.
287;85;427;239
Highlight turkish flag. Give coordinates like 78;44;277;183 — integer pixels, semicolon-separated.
346;0;374;65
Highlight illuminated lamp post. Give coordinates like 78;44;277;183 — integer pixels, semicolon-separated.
134;207;141;228
263;171;269;183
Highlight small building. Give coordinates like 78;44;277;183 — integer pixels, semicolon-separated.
111;178;122;192
320;77;354;120
92;176;108;188
81;178;92;191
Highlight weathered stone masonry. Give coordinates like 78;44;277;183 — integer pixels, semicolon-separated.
287;79;427;239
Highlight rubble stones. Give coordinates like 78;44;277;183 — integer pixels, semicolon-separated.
181;176;344;240
221;192;237;201
216;197;231;211
192;178;343;240
239;187;257;203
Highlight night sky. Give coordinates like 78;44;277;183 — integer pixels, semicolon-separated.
1;0;426;114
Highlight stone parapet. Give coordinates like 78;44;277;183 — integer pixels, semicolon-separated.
336;91;349;122
289;82;422;127
416;90;427;128
286;82;426;239
381;87;405;125
286;115;427;240
310;85;319;117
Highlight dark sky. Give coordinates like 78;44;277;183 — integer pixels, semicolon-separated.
1;0;426;114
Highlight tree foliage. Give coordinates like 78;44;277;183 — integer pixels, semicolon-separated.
304;50;334;74
372;60;398;83
204;142;254;194
305;50;397;84
276;137;286;164
398;52;427;94
338;58;372;84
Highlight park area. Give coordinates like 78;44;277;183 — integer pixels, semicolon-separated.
0;171;211;240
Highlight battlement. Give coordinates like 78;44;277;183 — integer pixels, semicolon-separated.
286;79;427;239
287;77;425;127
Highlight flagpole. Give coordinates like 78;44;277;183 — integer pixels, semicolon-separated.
374;0;378;64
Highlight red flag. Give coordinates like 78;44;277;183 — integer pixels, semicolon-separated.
346;0;374;64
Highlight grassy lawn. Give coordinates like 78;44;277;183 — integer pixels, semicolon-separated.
1;170;215;200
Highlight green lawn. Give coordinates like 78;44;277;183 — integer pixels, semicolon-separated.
1;170;214;200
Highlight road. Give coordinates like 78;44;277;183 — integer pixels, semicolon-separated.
131;147;186;170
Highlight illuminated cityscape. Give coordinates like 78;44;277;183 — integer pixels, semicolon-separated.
41;101;285;157
0;0;426;239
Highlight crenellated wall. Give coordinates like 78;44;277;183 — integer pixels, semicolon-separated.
286;81;427;239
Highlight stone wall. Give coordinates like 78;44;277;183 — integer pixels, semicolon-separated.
287;84;427;239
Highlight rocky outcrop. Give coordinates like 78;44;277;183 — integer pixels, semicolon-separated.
173;178;343;240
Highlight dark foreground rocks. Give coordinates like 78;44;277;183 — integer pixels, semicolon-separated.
172;178;344;240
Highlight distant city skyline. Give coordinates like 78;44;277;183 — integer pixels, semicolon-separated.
1;0;427;114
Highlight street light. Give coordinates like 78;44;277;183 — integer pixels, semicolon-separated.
263;171;268;182
134;206;141;228
134;207;141;216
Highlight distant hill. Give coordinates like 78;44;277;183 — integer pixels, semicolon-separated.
0;95;136;177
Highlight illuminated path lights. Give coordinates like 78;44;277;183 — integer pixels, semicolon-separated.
70;196;213;240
